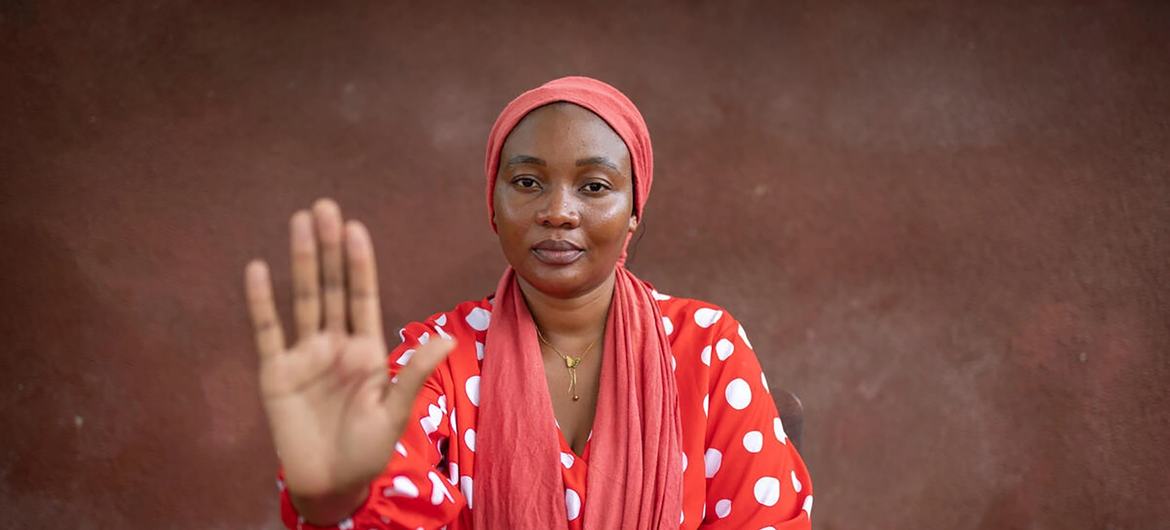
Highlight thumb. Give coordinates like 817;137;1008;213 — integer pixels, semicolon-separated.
383;337;455;415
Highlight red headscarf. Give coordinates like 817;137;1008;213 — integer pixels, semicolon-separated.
474;76;683;529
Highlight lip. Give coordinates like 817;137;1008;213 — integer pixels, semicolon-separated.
531;248;585;265
533;239;583;251
531;239;585;265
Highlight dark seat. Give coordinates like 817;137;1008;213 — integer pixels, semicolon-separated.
772;388;804;451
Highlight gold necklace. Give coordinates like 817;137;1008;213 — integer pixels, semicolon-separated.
536;328;597;401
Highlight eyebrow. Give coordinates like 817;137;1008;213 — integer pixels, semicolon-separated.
575;156;619;171
506;155;546;167
504;155;619;171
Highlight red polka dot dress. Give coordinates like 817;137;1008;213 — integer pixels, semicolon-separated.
279;290;813;529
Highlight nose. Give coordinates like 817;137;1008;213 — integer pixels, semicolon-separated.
536;185;580;228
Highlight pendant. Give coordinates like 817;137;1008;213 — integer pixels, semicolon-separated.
567;362;579;401
565;357;583;401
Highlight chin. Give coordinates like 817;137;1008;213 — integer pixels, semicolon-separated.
516;259;611;299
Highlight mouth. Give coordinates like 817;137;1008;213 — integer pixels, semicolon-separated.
531;239;585;265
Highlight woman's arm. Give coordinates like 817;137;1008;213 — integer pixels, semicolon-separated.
696;310;814;529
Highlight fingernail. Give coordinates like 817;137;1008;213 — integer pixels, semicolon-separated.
246;260;267;282
291;212;311;240
346;223;364;254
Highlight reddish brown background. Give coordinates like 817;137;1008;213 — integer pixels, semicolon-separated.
3;1;1169;528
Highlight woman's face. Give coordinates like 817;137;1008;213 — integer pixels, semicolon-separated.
493;102;638;299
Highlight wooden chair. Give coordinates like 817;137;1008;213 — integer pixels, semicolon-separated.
772;389;804;451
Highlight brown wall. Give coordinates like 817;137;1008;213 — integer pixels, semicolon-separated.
3;1;1168;528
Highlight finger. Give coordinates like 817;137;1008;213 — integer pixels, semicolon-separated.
313;198;346;334
345;220;384;339
383;338;454;412
289;210;320;341
244;260;286;359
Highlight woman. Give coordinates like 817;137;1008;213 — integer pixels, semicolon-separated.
244;76;813;529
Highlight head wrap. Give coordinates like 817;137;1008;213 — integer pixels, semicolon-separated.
474;76;683;529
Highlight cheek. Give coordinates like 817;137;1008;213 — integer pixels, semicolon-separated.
589;201;634;245
494;204;530;255
493;188;522;230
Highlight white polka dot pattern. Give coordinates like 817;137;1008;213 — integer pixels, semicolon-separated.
460;476;474;509
754;476;781;506
465;376;480;406
386;476;418;498
704;448;722;478
725;378;752;410
465;307;490;331
464;428;476;452
694;307;723;328
420;405;441;436
427;471;449;505
737;323;753;349
715;499;732;518
715;338;734;361
294;297;814;530
565;489;582;521
742;431;763;453
774;417;788;444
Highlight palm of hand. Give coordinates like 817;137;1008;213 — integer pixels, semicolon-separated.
244;199;452;505
262;333;396;498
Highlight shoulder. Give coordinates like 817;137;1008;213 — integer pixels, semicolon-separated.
652;288;762;387
389;295;494;369
652;288;750;343
396;296;493;342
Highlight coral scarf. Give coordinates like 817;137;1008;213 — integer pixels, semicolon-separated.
474;77;683;529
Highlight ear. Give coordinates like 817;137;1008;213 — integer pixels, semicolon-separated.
628;214;639;233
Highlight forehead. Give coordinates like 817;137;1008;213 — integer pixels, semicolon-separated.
500;102;631;164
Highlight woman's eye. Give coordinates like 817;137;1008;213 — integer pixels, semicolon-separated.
514;177;539;189
582;182;608;193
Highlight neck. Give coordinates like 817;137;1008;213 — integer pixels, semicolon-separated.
517;270;616;349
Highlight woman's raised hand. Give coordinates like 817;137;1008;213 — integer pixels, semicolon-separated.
244;198;452;522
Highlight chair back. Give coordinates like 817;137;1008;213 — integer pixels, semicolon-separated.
772;388;804;451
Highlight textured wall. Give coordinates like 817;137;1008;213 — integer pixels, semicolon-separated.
2;1;1168;528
